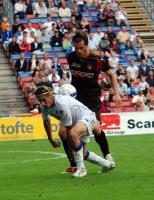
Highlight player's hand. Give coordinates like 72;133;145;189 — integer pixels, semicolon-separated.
113;94;122;106
51;140;61;148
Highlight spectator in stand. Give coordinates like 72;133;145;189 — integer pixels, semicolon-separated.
47;1;59;17
14;52;28;75
8;36;20;56
101;94;111;113
60;73;71;85
19;36;31;52
55;17;63;31
58;63;72;81
115;6;128;26
14;0;27;19
116;64;126;77
71;5;82;23
25;0;33;15
132;89;146;111
1;17;10;32
79;16;90;32
88;32;98;51
27;31;36;44
39;52;52;71
16;30;27;44
98;33;110;52
126;60;139;80
50;30;62;48
59;24;68;36
42;15;55;33
58;2;71;17
107;26;116;45
15;26;24;41
48;68;61;92
117;25;130;44
137;76;149;96
30;36;43;53
137;47;150;61
28;54;39;77
124;71;132;87
125;39;134;50
94;27;104;46
128;80;138;97
108;50;119;69
138;59;151;78
12;17;24;34
1;26;14;54
110;0;119;12
132;35;144;49
24;22;37;38
146;70;154;87
40;28;51;47
110;38;119;52
51;57;61;70
70;16;80;30
34;0;47;18
117;76;128;97
146;86;154;110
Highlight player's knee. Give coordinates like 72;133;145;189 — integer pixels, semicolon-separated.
68;129;79;142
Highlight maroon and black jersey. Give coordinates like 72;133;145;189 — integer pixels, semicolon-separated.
67;51;110;114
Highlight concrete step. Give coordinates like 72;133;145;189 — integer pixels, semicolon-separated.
0;69;12;76
0;76;16;82
0;102;27;108
0;95;25;101
0;64;11;70
0;85;19;90
0;58;9;64
0;98;25;103
0;107;29;115
0;89;23;96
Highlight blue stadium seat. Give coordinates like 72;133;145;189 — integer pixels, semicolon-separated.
52;46;63;51
18;71;33;77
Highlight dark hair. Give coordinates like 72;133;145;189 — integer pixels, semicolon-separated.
34;85;52;97
72;31;88;45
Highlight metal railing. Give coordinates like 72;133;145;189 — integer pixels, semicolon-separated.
3;0;14;26
140;0;154;23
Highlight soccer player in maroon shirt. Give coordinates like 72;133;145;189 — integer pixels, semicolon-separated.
59;31;121;172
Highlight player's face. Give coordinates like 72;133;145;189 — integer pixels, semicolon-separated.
38;95;54;109
74;40;88;58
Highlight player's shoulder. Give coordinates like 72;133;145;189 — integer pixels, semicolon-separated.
67;51;76;60
89;50;101;59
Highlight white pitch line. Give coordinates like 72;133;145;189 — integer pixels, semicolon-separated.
0;150;66;165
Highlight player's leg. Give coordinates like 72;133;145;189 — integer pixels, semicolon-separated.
68;122;88;177
58;125;77;173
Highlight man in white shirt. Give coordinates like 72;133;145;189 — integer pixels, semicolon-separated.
126;60;139;80
24;22;37;38
34;85;112;177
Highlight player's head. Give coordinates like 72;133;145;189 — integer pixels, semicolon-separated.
34;86;54;109
72;31;89;58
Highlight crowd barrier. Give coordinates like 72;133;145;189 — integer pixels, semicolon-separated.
0;111;153;141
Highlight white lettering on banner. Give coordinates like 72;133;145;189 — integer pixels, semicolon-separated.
101;111;154;136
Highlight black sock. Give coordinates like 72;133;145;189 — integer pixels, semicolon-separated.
94;131;110;157
61;138;76;167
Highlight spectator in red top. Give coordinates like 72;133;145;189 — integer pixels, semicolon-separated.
19;36;31;52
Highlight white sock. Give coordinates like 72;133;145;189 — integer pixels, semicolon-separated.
73;143;85;169
85;151;110;167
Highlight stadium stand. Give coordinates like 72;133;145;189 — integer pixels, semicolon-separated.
0;0;154;114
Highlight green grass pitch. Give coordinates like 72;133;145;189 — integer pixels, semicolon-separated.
0;134;154;200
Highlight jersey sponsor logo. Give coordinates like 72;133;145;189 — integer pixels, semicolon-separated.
100;114;120;130
71;69;95;79
71;62;81;68
87;64;94;71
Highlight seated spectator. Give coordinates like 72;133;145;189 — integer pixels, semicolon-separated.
40;29;51;47
137;76;149;96
42;15;55;33
110;38;119;52
27;31;36;44
1;17;10;32
39;52;52;72
55;17;63;31
94;27;104;46
125;39;134;50
71;5;82;22
98;33;110;52
28;54;39;76
59;24;68;36
15;25;24;40
16;30;27;44
1;26;14;54
132;35;144;49
146;70;154;87
60;73;71;85
8;36;20;56
108;50;119;69
19;37;31;52
117;25;130;44
58;2;71;17
47;1;59;17
138;59;151;78
24;22;37;38
116;64;126;77
79;16;90;32
118;76;128;97
25;0;33;15
132;90;146;111
115;6;128;26
30;36;43;53
136;47;150;61
58;64;72;81
124;71;132;87
128;80;138;97
14;0;27;19
110;0;119;12
48;68;61;92
88;32;98;51
146;86;154;110
14;52;28;75
12;17;24;34
51;57;61;70
107;26;116;45
126;60;139;80
34;0;47;18
50;30;62;48
101;94;111;113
